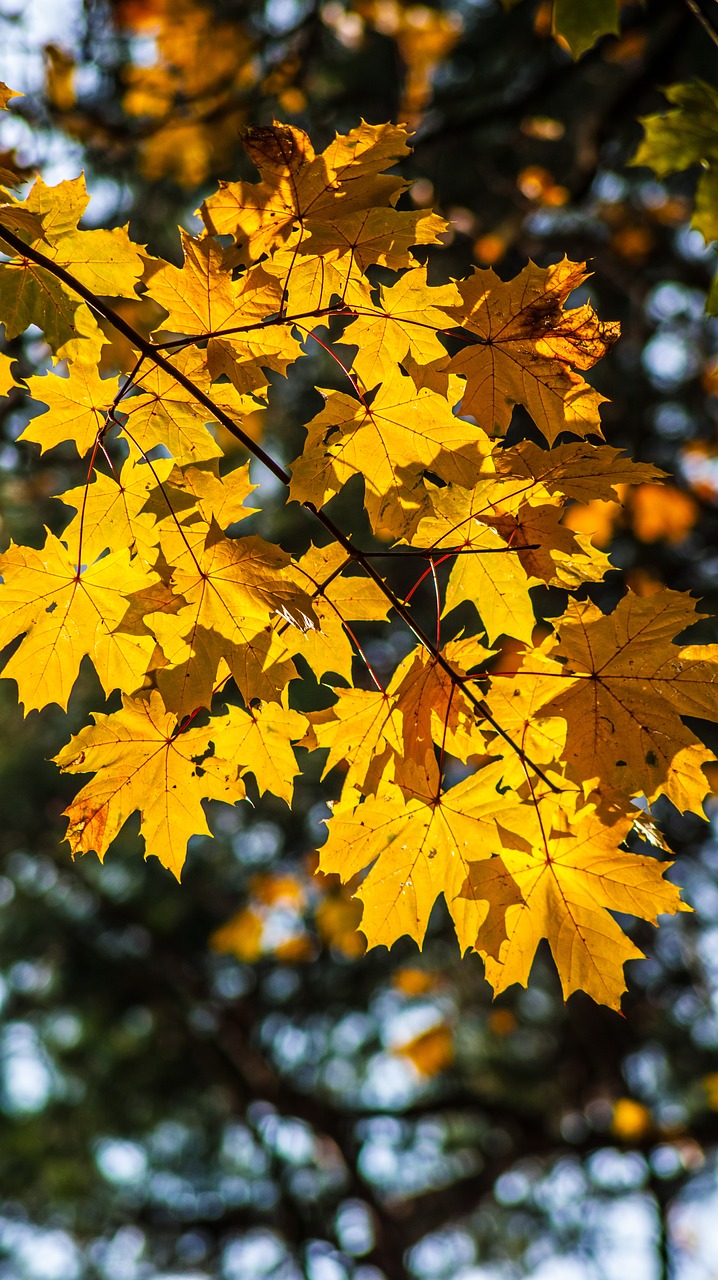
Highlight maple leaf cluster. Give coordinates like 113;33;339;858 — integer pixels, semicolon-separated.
0;89;712;1009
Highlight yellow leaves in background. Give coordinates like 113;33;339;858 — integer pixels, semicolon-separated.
628;483;699;544
353;1;462;124
44;45;76;112
397;1023;454;1077
120;0;256;186
211;866;365;964
611;1098;652;1140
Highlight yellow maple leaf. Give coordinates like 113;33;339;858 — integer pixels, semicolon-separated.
57;446;174;566
469;794;687;1009
200;120;413;263
287;543;390;685
439;259;619;443
542;590;718;814
223;701;307;806
494;440;665;504
149;237;300;394
0;533;158;712
318;760;523;952
411;480;538;644
387;638;489;776
0;350;18;396
20;359;120;456
290;368;489;537
55;691;246;878
122;348;224;466
338;266;460;387
304;203;446;273
146;523;314;714
485;663;568;790
0;176;145;351
315;687;404;797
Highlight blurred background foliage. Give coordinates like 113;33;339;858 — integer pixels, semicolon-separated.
2;1;718;1277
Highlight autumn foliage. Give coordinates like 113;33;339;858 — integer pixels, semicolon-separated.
0;86;712;1011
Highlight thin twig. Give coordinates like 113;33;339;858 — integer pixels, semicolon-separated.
683;0;718;50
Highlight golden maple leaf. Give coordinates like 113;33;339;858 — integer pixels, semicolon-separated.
290;368;489;537
55;691;246;878
468;792;688;1009
439;259;619;443
542;590;718;814
319;760;523;952
0;175;145;351
0;533;158;712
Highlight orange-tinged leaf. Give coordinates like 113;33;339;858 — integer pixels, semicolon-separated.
387;639;489;775
251;872;305;907
55;691;246;878
494;440;664;503
200;120;412;262
0;83;21;110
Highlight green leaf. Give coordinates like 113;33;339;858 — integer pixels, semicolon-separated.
632;80;718;310
552;0;620;58
633;80;718;179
